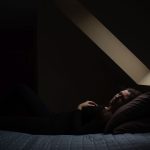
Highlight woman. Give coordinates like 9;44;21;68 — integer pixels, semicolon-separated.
75;88;141;134
0;85;141;134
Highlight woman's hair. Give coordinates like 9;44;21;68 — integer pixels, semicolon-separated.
126;88;142;101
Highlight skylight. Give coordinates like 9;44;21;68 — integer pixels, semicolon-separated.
55;0;150;86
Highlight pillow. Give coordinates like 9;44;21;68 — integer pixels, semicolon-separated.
113;118;150;134
105;92;150;133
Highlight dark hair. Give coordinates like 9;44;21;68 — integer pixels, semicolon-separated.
126;88;142;101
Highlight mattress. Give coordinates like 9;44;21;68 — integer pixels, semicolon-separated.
0;130;150;150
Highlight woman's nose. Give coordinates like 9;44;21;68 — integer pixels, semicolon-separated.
116;94;119;98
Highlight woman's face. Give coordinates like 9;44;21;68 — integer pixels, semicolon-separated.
110;90;130;103
107;90;131;112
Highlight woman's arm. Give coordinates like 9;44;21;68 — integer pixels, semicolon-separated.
71;100;102;134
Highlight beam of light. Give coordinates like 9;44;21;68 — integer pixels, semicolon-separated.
55;0;150;85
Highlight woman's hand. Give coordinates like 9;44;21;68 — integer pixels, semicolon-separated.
77;100;98;110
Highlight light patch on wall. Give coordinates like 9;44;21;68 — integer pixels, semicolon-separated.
55;0;150;86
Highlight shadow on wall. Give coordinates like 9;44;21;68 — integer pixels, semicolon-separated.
0;0;37;93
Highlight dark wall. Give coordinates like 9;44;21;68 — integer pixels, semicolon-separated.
0;0;37;93
38;1;137;112
1;0;149;113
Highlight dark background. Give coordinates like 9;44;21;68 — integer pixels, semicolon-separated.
0;0;37;92
0;0;150;113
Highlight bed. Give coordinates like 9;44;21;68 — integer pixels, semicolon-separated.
0;130;150;150
1;91;150;150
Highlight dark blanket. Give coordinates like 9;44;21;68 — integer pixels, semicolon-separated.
0;106;111;135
